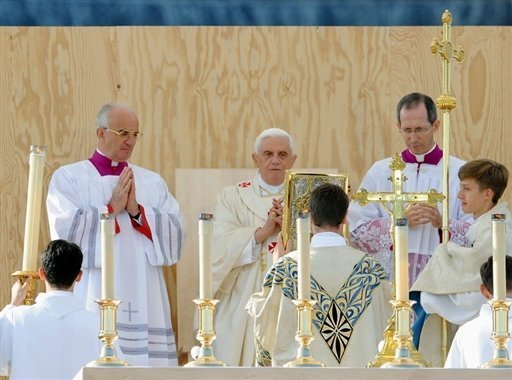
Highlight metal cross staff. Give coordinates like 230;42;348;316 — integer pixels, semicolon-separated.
431;9;464;362
352;153;444;367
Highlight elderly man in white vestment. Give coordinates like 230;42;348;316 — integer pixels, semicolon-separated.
348;92;471;286
411;159;512;348
46;103;183;366
211;128;297;366
247;183;393;367
445;255;512;368
0;240;99;380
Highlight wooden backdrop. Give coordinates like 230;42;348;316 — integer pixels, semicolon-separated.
1;26;511;358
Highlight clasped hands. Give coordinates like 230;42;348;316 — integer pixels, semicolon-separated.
406;203;442;229
255;197;284;244
109;167;140;216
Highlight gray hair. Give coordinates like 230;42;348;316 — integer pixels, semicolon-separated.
95;103;135;129
254;128;295;153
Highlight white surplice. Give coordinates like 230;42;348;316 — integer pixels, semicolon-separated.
445;301;512;368
412;202;512;324
348;153;471;285
211;174;281;366
47;160;183;366
246;232;393;367
0;292;99;380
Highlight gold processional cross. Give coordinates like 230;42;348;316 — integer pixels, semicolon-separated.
351;153;444;367
431;9;464;362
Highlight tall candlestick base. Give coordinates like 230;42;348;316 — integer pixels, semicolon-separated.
87;299;128;367
12;270;40;305
481;300;512;368
368;300;430;367
381;300;423;368
185;299;226;367
284;300;325;367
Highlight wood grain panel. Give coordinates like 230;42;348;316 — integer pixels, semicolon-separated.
1;26;511;360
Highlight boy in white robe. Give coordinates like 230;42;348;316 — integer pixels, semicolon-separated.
211;128;297;366
0;240;99;380
247;183;392;367
411;159;512;349
348;92;471;286
445;255;512;368
46;103;183;366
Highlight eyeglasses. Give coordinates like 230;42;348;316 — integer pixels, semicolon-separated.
104;128;142;138
399;126;433;136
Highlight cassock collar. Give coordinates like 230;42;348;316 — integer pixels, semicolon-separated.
310;231;347;249
89;149;128;176
35;291;86;319
401;144;443;166
257;173;284;196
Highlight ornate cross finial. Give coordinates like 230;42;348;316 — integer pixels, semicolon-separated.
430;10;464;111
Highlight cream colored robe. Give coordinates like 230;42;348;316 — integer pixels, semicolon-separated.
246;238;392;367
211;174;279;366
411;202;512;295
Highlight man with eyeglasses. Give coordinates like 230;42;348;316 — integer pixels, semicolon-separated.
348;92;472;288
46;103;183;367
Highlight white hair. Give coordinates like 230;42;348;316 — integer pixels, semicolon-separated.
95;103;136;129
254;128;295;153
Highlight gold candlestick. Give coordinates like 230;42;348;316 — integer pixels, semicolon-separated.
481;300;512;368
381;300;423;368
87;299;128;367
284;299;325;367
185;299;226;367
11;271;40;305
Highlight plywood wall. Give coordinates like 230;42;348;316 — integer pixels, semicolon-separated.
1;26;511;355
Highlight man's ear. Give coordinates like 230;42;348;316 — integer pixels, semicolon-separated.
75;270;83;283
480;283;492;300
432;119;441;132
252;152;258;166
96;127;104;140
38;267;46;282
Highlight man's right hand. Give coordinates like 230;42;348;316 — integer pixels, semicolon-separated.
11;277;30;306
255;205;283;244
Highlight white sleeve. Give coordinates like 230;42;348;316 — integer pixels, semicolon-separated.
421;291;486;325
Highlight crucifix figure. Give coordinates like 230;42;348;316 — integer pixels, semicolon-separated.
352;153;444;367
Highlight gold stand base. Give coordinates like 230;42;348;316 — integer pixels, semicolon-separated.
284;300;325;368
87;299;129;367
185;299;226;367
381;346;422;368
185;346;226;367
284;346;325;368
481;357;512;369
368;308;430;367
12;270;40;305
480;300;512;368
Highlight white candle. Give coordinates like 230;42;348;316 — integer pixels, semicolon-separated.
394;218;409;301
492;214;506;301
22;145;46;271
101;213;115;300
198;213;214;300
297;213;311;300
